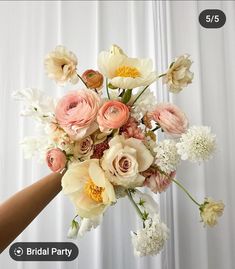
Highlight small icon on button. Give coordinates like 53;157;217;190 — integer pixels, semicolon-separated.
13;247;23;257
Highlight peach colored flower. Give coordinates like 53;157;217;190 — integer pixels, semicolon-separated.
46;148;67;172
120;117;144;140
55;90;101;140
143;167;175;193
150;103;188;136
97;100;129;132
82;69;103;90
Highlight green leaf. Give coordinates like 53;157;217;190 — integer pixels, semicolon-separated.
121;89;132;104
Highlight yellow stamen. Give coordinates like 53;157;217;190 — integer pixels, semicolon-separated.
115;66;140;78
84;179;104;203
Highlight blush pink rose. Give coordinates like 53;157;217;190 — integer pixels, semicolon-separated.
55;90;101;140
143;167;175;193
46;148;67;172
149;103;188;136
97;100;129;132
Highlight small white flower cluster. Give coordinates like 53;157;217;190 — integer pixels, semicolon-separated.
132;88;157;120
131;214;169;256
176;126;216;162
12;88;56;123
155;139;180;173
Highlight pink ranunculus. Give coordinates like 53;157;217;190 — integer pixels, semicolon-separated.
143;167;175;193
46;148;67;172
120;117;145;140
55;90;101;140
150;103;188;136
97;100;129;132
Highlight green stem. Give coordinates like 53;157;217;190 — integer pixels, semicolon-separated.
126;190;145;221
158;73;167;78
106;78;110;99
172;178;201;207
132;85;149;105
77;73;88;88
151;125;161;132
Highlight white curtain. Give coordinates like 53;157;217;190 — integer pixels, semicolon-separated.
0;1;234;269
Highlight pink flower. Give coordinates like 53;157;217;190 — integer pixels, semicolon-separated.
55;90;101;140
149;103;188;136
46;148;67;172
120;117;144;140
97;100;129;132
143;167;175;193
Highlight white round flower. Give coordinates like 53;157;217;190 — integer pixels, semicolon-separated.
101;135;154;188
176;126;216;162
98;45;157;89
131;214;169;256
155;139;180;173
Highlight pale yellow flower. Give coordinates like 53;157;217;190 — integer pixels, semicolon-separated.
44;46;78;85
200;197;225;227
98;45;157;89
163;54;193;93
62;159;116;218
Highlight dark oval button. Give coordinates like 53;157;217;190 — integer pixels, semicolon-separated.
199;9;226;28
9;242;79;261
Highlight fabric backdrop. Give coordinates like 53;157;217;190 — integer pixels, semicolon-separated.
0;1;234;269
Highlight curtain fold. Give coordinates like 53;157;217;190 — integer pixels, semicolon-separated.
0;1;234;269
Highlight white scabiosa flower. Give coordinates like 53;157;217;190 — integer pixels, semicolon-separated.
131;215;169;256
176;126;216;162
131;88;157;120
155;139;180;173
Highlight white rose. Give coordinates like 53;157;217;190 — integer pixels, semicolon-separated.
101;135;154;188
163;54;193;93
74;136;93;160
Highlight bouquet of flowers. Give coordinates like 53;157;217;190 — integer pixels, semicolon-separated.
13;45;224;256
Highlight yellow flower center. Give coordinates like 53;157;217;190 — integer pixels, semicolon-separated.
115;66;141;78
84;179;104;203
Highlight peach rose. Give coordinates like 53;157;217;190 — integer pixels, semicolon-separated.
46;148;67;172
82;69;103;90
97;100;129;132
150;103;188;136
143;167;175;193
55;90;101;140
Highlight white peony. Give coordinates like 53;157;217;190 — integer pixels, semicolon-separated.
12;88;56;123
98;45;157;89
176;126;216;162
131;214;169;256
101;135;154;188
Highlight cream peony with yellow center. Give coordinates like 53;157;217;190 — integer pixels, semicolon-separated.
62;159;116;218
98;45;158;89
